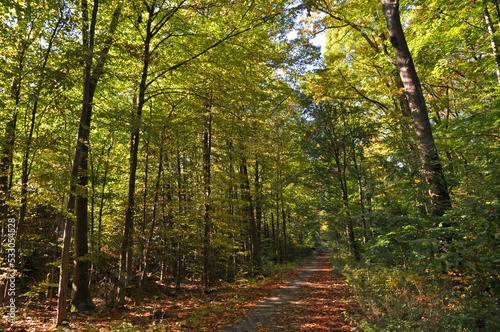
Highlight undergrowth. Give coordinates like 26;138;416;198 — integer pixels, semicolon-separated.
332;200;500;331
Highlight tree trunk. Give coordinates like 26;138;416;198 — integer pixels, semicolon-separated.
0;42;24;254
483;1;500;84
338;158;360;260
57;0;122;321
352;144;367;244
89;143;96;287
381;0;451;216
254;160;262;271
275;192;280;264
137;151;163;305
139;139;150;273
56;196;74;324
70;0;99;313
117;94;140;306
202;110;212;291
0;48;24;308
97;137;113;253
117;5;154;304
174;145;184;289
280;190;287;262
239;147;259;274
270;212;275;259
0;115;17;265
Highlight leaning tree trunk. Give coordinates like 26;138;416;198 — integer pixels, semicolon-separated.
483;1;500;84
381;0;451;216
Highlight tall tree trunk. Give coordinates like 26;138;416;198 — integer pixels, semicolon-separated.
270;212;275;259
89;143;96;287
239;147;259;274
0;116;18;263
202;109;212;291
70;0;99;313
334;143;360;260
1;41;25;307
139;139;150;273
483;1;500;84
97;137;113;253
57;0;122;322
281;192;287;262
118;95;140;306
352;144;367;244
275;192;280;264
174;145;183;289
137;151;163;305
254;160;262;271
0;43;24;263
227;140;238;279
275;150;281;264
117;6;153;305
381;0;451;216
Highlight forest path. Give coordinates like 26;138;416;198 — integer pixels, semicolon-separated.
217;252;357;331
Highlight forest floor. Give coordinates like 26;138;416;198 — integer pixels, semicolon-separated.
3;252;360;331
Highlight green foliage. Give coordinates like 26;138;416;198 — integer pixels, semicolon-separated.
335;201;500;331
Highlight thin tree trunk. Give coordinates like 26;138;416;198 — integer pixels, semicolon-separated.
17;12;63;289
254;160;262;272
239;146;259;274
0;45;24;267
137;151;163;305
352;145;367;244
97;137;113;253
275;149;281;264
270;212;275;260
281;192;287;262
174;145;183;289
139;139;150;273
381;0;451;216
89;143;96;288
202;109;212;291
483;1;500;84
0;115;17;266
334;143;360;260
118;94;140;306
275;192;280;264
227;141;239;279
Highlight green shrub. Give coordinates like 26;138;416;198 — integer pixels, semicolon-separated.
336;202;500;331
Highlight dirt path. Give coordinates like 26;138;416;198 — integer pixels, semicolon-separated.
218;252;358;331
